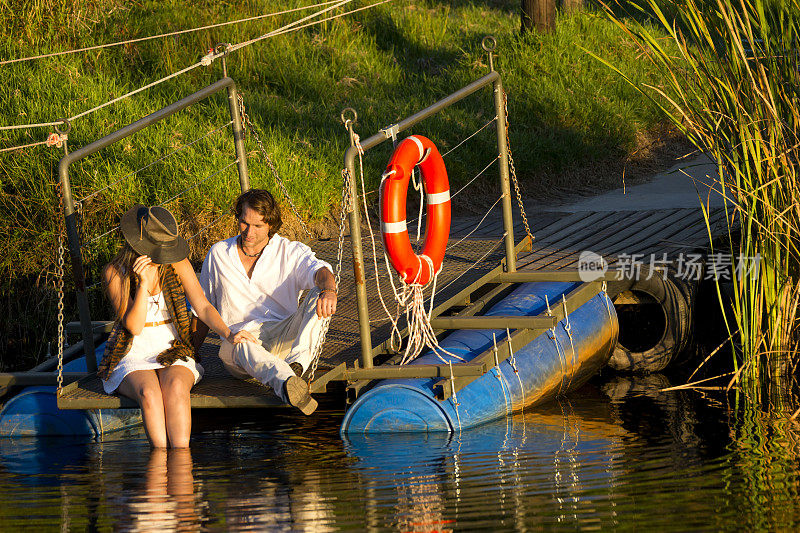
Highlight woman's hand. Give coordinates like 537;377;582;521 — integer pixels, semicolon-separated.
132;255;158;293
227;329;258;345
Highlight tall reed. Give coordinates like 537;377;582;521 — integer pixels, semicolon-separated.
596;0;800;394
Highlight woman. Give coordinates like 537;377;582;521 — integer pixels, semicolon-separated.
99;204;256;448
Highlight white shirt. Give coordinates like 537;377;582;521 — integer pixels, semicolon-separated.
199;234;332;331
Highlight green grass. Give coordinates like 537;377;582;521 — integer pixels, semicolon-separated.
0;0;679;368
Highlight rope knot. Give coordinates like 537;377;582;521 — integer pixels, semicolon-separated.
353;133;364;155
46;132;67;148
562;295;572;333
201;49;215;66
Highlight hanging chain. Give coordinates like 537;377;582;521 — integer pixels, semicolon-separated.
308;166;352;382
56;182;66;396
503;90;534;247
238;93;312;237
332;169;352;291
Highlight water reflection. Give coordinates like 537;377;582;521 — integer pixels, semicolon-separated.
343;390;628;530
212;456;335;531
114;448;199;531
0;436;91;482
0;376;799;530
91;444;200;531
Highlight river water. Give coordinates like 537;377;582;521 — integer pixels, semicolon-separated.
1;374;799;531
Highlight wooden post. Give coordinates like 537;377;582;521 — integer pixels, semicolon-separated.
521;0;555;33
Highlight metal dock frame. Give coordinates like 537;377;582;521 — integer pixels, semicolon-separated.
57;77;251;374
325;42;606;394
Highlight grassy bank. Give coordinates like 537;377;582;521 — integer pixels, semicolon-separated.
0;0;680;369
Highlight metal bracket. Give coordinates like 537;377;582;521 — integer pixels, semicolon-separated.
494;270;608;283
309;362;346;394
380;123;400;140
429;315;556;329
54;118;71;136
215;43;230;77
340;107;358;127
522;234;533;253
482;35;497;72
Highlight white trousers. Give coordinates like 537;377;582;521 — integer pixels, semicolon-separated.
218;288;324;401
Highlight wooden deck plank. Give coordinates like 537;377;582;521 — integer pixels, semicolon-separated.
516;210;646;269
530;210;637;253
546;207;728;271
520;210;657;268
535;209;695;270
528;212;616;249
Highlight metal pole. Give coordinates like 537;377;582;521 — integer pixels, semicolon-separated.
493;74;517;273
343;134;373;369
353;72;499;156
58;158;97;373
61;78;238;164
226;82;250;192
338;72;502;369
481;36;516;271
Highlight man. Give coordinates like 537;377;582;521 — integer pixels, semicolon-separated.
193;189;337;415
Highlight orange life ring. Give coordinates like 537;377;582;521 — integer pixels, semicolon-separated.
380;135;451;285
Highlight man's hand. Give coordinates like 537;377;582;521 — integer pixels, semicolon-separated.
227;329;259;345
316;289;337;318
314;267;338;319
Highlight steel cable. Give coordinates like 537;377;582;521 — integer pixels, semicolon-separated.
0;1;345;66
188;210;232;241
450;155;499;200
1;0;394;132
440;116;497;158
158;159;239;207
82;159;237;247
0;139;51;153
448;195;503;250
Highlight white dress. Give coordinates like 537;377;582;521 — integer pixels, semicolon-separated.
102;291;204;394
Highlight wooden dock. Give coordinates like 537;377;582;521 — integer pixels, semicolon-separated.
58;207;728;410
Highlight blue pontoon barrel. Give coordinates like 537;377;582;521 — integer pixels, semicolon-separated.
341;282;618;434
0;343;141;437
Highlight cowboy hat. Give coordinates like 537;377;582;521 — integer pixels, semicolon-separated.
120;204;189;264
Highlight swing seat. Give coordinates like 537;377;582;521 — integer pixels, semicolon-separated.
55;233;509;411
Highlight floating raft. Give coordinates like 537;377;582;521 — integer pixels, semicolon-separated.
0;206;725;437
341;281;618;433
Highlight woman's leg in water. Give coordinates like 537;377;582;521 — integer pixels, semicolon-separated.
118;370;168;448
157;365;195;448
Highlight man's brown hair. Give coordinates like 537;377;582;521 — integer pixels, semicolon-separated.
235;189;282;238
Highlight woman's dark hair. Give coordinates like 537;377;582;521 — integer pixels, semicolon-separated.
234;189;282;237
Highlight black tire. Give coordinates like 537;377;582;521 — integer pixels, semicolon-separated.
606;267;696;373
